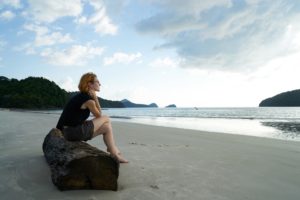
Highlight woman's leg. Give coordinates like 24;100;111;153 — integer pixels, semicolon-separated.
92;115;128;163
96;123;121;154
94;122;119;154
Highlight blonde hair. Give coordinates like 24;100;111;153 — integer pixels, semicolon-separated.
78;72;97;93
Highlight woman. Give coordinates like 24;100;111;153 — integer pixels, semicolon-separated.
56;72;128;163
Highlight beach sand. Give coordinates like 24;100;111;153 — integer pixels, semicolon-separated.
0;110;300;200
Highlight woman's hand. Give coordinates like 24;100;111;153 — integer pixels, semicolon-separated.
88;90;97;100
88;89;102;115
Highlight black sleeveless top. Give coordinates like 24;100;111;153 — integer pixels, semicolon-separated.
56;92;93;130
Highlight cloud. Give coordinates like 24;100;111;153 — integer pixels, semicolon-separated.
75;0;118;35
88;6;118;35
40;44;104;66
1;0;22;9
138;0;232;16
0;10;15;20
136;0;300;72
58;76;77;91
23;24;73;47
149;57;179;68
103;52;142;66
0;38;6;48
22;0;118;35
0;38;6;64
26;0;82;23
136;0;231;36
0;40;3;61
13;43;36;55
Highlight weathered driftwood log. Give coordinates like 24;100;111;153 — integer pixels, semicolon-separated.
42;128;119;191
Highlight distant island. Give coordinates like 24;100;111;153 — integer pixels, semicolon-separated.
121;99;158;108
259;89;300;107
165;104;176;108
0;76;165;109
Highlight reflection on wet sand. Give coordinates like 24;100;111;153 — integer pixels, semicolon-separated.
261;121;300;139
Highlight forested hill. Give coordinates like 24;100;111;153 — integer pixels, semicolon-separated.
259;89;300;107
0;76;161;109
0;76;67;109
0;76;124;109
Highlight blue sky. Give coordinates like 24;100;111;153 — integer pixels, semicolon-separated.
1;0;300;107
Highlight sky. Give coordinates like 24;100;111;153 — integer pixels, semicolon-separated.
1;0;300;107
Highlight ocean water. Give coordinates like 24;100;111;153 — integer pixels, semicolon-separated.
46;107;300;141
102;107;300;141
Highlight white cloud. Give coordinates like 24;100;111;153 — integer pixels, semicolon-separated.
245;0;267;5
137;13;206;36
23;24;73;46
139;0;232;16
137;0;231;36
88;6;118;35
40;44;104;66
0;10;15;20
36;32;73;46
26;0;82;23
13;43;36;55
1;0;22;9
150;57;179;68
76;16;87;24
58;76;77;91
103;52;142;66
136;0;300;72
23;23;48;35
180;12;300;72
75;0;118;35
23;0;117;35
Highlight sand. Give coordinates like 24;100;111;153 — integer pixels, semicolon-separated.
0;110;300;200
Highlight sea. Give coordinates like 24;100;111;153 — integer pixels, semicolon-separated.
46;107;300;141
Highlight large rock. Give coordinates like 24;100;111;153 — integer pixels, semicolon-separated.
42;128;119;191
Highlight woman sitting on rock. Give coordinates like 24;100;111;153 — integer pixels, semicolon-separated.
56;72;128;163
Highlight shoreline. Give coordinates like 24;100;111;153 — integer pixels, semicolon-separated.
1;110;300;199
2;108;300;142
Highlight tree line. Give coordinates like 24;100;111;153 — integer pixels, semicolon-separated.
259;89;300;107
0;76;124;109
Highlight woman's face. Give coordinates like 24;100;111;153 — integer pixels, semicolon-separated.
89;77;101;92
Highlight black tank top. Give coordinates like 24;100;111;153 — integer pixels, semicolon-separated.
56;92;93;130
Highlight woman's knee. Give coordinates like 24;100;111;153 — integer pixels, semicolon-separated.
94;123;109;136
93;115;109;124
100;115;110;123
105;115;111;121
92;116;112;133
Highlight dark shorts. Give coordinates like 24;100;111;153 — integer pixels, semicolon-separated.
62;121;94;141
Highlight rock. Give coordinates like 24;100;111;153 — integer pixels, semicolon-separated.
42;128;119;191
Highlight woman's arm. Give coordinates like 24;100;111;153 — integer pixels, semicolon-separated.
88;91;102;116
84;100;101;118
94;96;102;114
